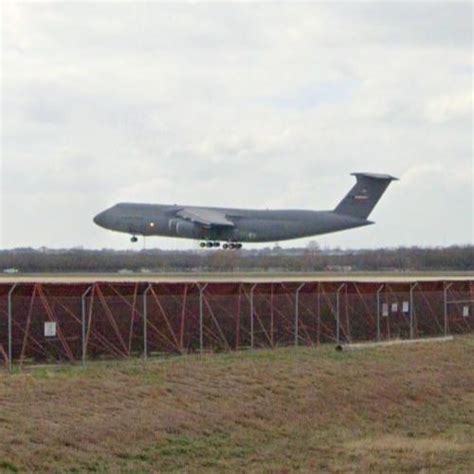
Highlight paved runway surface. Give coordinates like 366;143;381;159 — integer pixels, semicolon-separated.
0;272;472;283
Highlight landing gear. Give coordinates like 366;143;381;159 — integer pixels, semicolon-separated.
199;241;222;248
131;236;138;243
223;242;242;250
199;241;241;250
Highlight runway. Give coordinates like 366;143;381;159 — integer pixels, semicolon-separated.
0;271;473;284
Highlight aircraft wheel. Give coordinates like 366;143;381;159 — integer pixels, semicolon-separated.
213;242;220;247
223;243;229;250
236;243;242;249
200;242;206;248
131;236;138;243
206;242;213;248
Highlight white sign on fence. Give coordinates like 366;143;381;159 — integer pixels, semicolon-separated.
382;303;389;317
463;306;470;318
391;303;398;313
44;321;57;337
402;301;410;313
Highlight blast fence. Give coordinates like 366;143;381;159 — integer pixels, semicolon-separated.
0;280;472;370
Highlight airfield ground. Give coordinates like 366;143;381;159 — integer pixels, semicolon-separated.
0;336;473;472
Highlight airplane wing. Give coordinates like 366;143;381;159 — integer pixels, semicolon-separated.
176;208;235;228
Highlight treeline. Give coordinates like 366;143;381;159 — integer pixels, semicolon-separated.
0;245;472;273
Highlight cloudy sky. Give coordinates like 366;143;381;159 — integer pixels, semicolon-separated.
1;1;472;250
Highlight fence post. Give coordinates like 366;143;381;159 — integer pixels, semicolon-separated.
376;284;384;342
336;284;345;345
143;284;153;361
198;284;208;355
250;284;257;349
295;283;305;347
409;282;418;339
443;282;453;337
81;286;92;368
316;282;321;345
7;283;18;373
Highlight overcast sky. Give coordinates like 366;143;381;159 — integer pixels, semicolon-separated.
1;1;472;250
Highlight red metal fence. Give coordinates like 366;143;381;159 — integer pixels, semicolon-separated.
0;280;473;370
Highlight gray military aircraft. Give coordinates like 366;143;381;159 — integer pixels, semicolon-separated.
94;172;397;249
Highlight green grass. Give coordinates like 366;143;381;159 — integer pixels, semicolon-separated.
0;461;19;473
1;337;473;472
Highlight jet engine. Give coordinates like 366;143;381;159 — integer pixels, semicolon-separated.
169;218;199;238
168;218;179;234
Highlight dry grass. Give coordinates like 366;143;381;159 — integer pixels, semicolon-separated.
0;337;473;473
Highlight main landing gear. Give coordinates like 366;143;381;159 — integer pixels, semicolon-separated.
223;243;242;250
199;241;243;250
200;241;220;248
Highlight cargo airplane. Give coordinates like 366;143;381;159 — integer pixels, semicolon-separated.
93;172;398;249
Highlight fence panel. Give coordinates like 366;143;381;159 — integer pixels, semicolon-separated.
448;282;474;335
0;285;11;367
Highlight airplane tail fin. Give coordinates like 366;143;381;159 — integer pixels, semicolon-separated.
334;173;398;220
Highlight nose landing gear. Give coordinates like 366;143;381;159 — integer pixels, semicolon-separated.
131;236;138;243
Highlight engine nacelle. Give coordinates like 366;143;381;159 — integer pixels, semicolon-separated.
169;218;200;238
168;218;179;234
176;220;199;238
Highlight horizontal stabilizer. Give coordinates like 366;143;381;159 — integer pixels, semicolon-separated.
334;172;398;220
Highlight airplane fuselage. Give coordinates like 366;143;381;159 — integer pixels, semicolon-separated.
94;203;372;243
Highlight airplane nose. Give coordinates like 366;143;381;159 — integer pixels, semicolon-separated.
93;211;108;227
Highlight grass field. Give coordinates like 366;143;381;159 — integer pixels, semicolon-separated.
1;337;473;473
